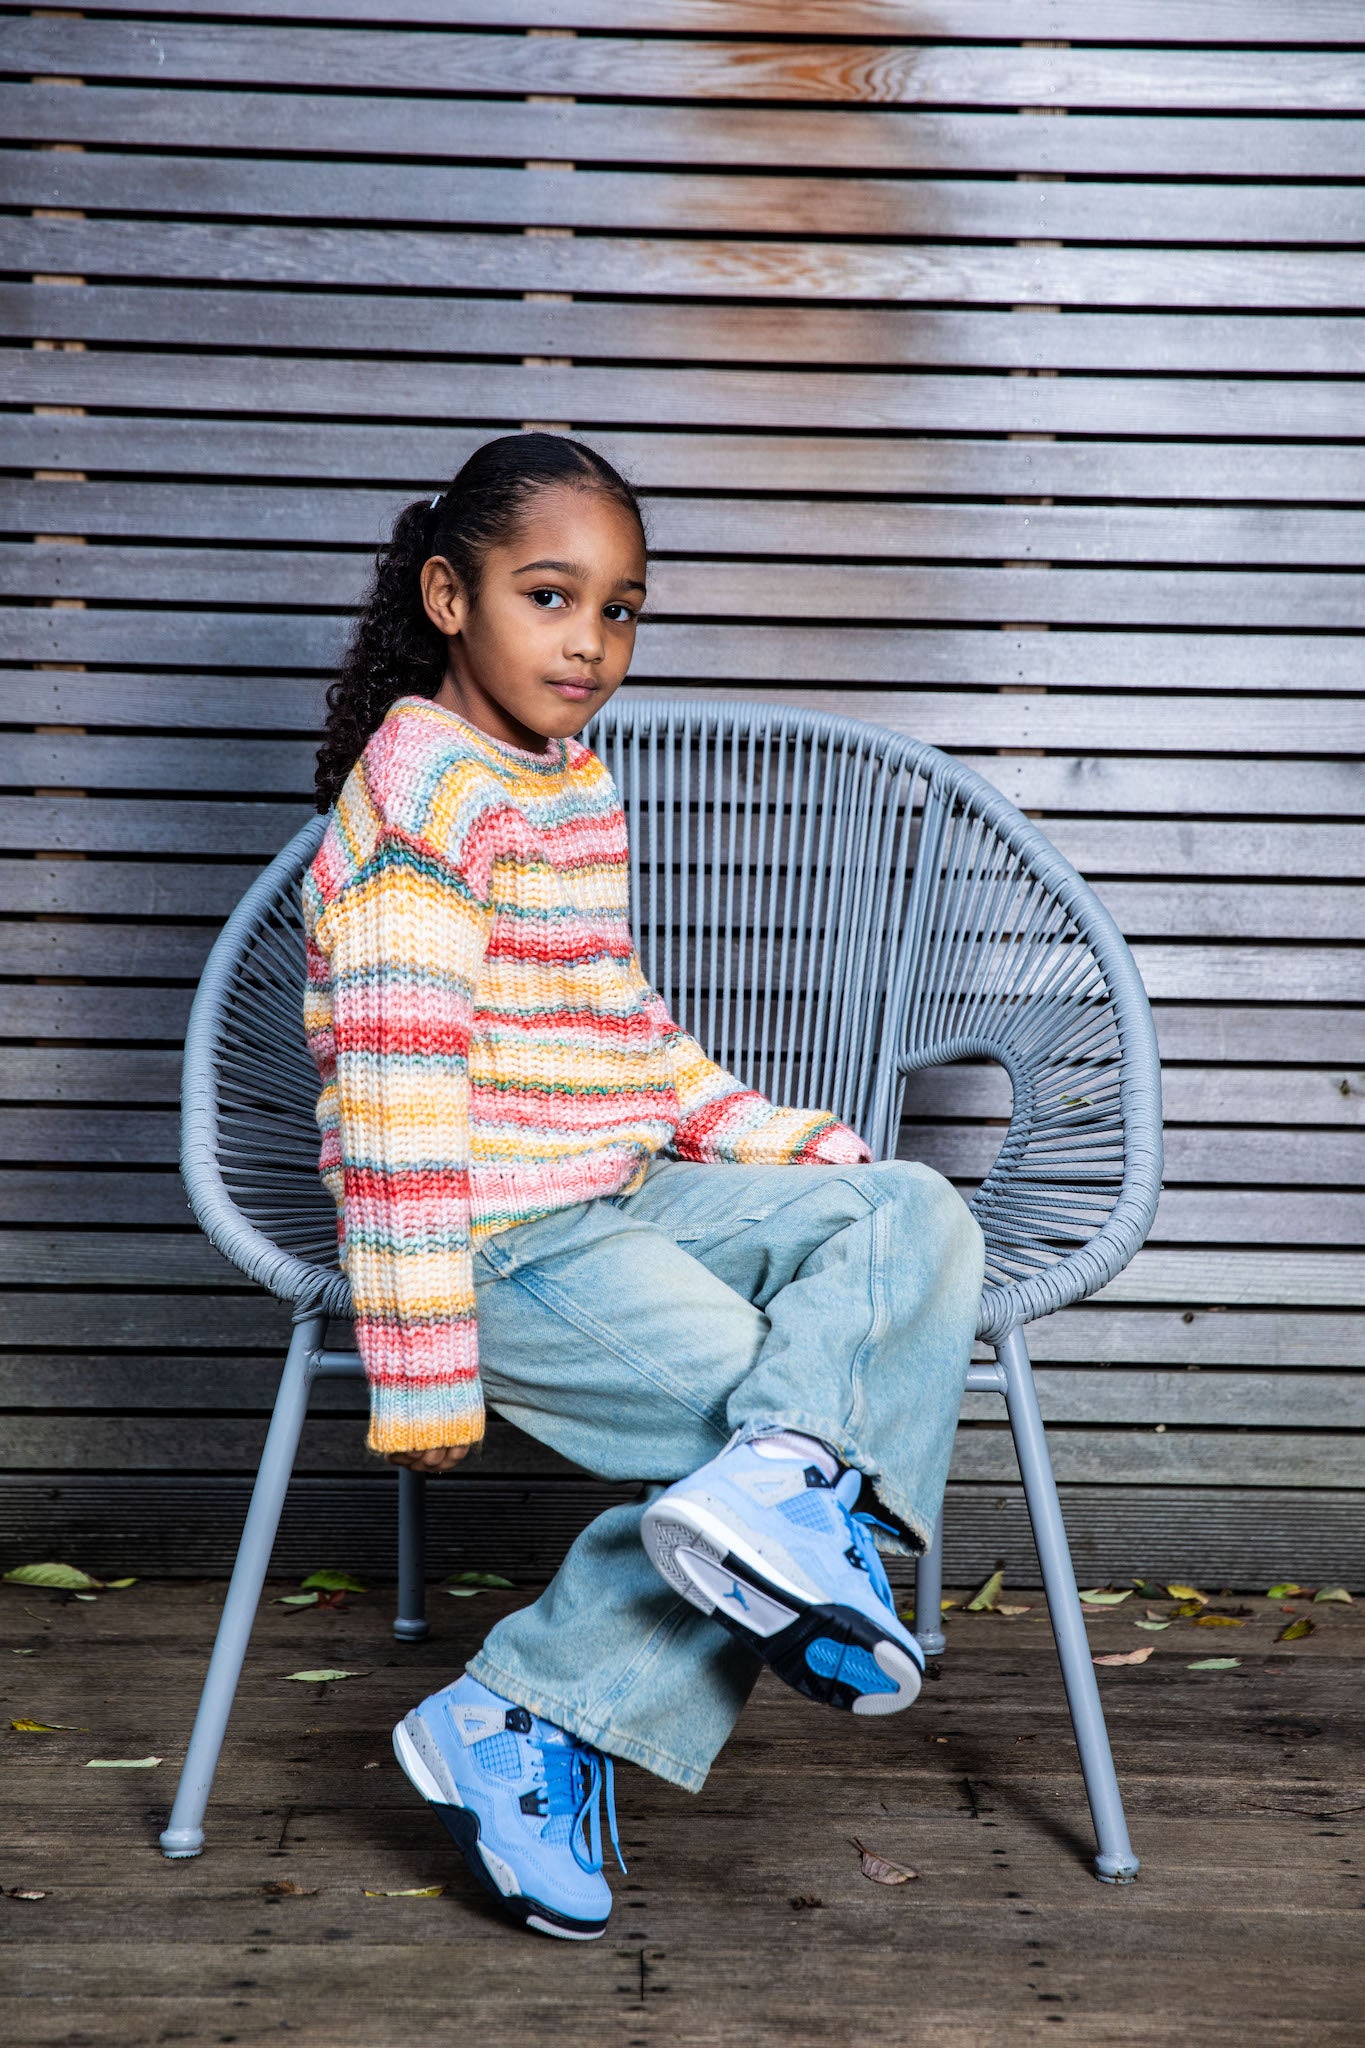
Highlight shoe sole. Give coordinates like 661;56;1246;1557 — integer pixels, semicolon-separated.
641;1495;923;1716
391;1717;608;1941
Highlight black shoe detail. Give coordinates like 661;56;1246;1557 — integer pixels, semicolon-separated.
802;1463;832;1489
504;1706;533;1733
428;1801;607;1940
698;1547;920;1713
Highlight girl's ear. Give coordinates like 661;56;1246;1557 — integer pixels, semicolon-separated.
419;553;468;639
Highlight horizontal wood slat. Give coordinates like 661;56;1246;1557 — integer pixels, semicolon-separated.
9;151;1364;246
7;221;1363;308
8;289;1365;378
4;21;1364;108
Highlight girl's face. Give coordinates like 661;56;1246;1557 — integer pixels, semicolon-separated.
419;484;647;756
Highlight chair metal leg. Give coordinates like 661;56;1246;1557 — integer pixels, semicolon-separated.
999;1325;1140;1884
394;1467;430;1640
159;1308;326;1858
913;1512;947;1656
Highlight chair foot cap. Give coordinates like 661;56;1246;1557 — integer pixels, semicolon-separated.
393;1617;430;1641
1094;1851;1140;1883
159;1827;204;1859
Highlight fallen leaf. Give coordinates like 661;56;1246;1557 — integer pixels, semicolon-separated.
1093;1646;1155;1667
104;1578;137;1589
300;1571;368;1593
2;1562;103;1591
1131;1579;1168;1600
1165;1584;1207;1605
1168;1599;1208;1619
1134;1620;1171;1632
85;1756;160;1768
1078;1588;1133;1606
940;1598;959;1611
1191;1613;1245;1628
4;1887;47;1900
283;1668;370;1682
996;1603;1032;1616
443;1588;489;1599
852;1836;919;1885
1276;1618;1314;1643
444;1572;515;1590
9;1648;36;1655
1267;1582;1307;1600
967;1570;1004;1612
260;1878;318;1898
1314;1586;1353;1604
10;1718;84;1732
362;1884;446;1898
1188;1657;1241;1671
274;1592;320;1607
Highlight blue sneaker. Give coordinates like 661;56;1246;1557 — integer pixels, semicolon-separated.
640;1430;925;1715
391;1672;626;1940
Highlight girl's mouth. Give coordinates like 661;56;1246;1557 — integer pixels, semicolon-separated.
545;679;596;700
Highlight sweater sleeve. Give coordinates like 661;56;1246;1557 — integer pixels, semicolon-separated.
321;829;495;1456
642;988;874;1166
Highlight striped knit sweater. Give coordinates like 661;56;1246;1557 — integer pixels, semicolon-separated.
302;694;873;1457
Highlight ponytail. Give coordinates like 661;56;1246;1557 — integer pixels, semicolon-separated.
313;430;646;812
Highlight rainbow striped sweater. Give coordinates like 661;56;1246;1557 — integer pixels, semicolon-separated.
301;694;873;1457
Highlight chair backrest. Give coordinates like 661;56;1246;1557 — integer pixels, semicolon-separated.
181;698;1161;1331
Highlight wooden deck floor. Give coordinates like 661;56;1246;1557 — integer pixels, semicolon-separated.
3;1577;1362;2047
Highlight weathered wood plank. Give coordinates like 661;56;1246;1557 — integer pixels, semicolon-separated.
11;150;1363;246
12;416;1365;509
9;348;1365;436
11;481;1365;573
5;21;1363;110
9;288;1365;377
1100;1249;1365;1307
8;216;1365;306
2;1411;1360;1487
32;3;1365;46
6;84;1364;182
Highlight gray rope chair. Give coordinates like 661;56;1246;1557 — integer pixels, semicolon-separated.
160;700;1162;1883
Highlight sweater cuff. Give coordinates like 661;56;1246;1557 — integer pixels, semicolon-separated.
364;1376;485;1457
800;1119;875;1164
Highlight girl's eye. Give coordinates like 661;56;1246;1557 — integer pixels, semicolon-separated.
528;587;566;610
605;602;637;623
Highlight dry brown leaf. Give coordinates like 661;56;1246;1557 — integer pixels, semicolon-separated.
1093;1646;1155;1667
996;1603;1033;1616
362;1884;447;1898
4;1887;47;1901
1191;1613;1245;1628
852;1836;919;1884
259;1878;318;1898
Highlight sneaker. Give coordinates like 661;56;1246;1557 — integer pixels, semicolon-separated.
640;1430;924;1715
392;1672;626;1940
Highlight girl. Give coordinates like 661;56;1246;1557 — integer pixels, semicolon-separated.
303;431;985;1941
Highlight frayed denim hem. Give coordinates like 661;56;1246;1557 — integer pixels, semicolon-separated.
463;1649;711;1796
733;1410;935;1557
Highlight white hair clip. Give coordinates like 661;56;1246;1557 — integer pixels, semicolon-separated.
429;493;442;509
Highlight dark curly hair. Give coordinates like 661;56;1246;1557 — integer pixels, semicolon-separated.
313;430;647;812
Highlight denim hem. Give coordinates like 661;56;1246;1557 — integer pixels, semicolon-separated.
732;1411;934;1557
462;1649;710;1796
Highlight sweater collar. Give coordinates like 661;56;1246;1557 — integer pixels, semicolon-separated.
387;693;570;775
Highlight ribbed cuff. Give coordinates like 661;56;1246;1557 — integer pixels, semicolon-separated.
364;1379;485;1456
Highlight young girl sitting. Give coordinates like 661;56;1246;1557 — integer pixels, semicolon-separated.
303;431;985;1941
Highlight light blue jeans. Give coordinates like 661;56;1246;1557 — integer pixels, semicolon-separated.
461;1151;985;1793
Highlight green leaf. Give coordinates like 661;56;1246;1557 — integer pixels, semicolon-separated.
2;1561;103;1590
1267;1582;1307;1599
967;1570;1004;1613
1078;1588;1133;1606
1314;1585;1353;1604
300;1571;368;1593
104;1578;137;1589
445;1572;515;1589
86;1756;161;1768
12;1717;84;1732
283;1667;369;1682
1276;1618;1314;1643
1134;1619;1171;1632
1187;1658;1240;1672
274;1592;320;1607
443;1588;487;1598
1131;1579;1167;1600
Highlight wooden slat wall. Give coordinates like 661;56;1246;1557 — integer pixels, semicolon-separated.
2;0;1361;1587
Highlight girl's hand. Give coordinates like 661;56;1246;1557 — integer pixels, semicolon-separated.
385;1444;472;1476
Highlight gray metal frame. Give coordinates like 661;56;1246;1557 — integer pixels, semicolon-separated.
159;700;1163;1884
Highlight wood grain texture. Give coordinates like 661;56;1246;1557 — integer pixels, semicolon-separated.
3;1;1361;1550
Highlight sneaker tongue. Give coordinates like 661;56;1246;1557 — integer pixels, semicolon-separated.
833;1465;863;1510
